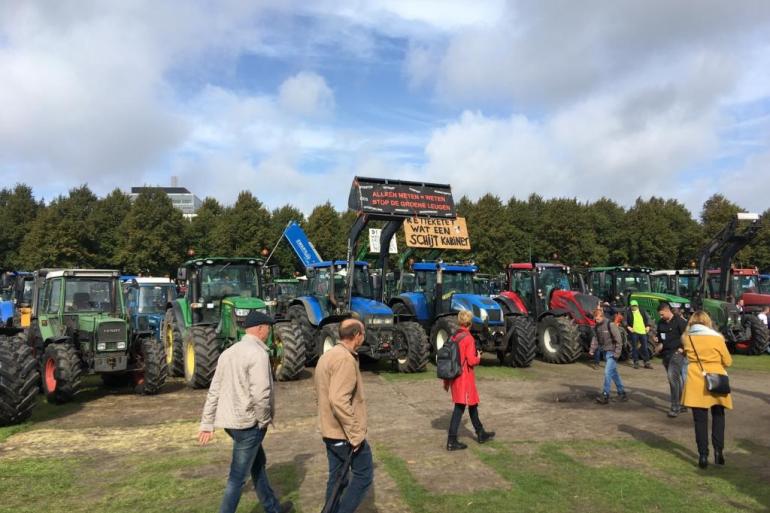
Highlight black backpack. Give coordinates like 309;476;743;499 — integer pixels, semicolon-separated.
436;332;466;380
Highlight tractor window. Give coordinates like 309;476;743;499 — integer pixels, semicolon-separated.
650;275;670;294
590;273;606;298
510;270;534;309
760;277;770;295
677;276;698;297
47;279;62;314
732;275;758;299
442;271;475;295
352;267;373;298
539;268;571;299
21;280;33;305
64;279;114;313
200;264;260;299
414;271;437;297
615;272;651;295
138;285;176;314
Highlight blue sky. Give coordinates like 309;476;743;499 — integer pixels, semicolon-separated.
1;1;769;216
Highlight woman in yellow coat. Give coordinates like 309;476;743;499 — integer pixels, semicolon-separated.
682;311;732;469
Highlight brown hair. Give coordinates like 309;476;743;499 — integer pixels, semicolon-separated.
457;310;473;327
338;318;364;340
686;310;713;330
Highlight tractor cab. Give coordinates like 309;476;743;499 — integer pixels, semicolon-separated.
124;277;177;339
760;274;770;295
505;263;578;317
651;270;700;299
0;271;34;330
707;267;770;312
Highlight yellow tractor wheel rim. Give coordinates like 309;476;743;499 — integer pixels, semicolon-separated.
185;341;195;378
165;328;174;366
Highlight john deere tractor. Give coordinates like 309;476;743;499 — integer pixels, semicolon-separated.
21;269;167;403
497;263;601;364
164;257;303;387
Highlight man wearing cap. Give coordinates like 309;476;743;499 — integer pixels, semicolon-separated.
198;310;293;513
625;299;653;369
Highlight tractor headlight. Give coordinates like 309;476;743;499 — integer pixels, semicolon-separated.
479;308;489;321
368;316;393;325
117;341;126;350
235;308;250;317
97;343;106;351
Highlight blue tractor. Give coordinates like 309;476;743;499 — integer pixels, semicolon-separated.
123;277;178;349
387;261;508;361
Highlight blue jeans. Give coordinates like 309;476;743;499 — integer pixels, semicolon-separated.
324;439;374;513
220;426;280;513
603;354;625;396
630;332;650;362
594;349;603;364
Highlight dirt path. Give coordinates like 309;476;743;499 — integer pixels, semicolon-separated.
2;356;769;512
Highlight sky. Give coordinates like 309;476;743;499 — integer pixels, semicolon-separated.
1;0;770;217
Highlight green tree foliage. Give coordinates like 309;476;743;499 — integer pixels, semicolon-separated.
210;192;272;258
115;189;187;275
699;194;755;267
0;184;42;269
19;186;99;268
306;202;346;260
187;197;224;257
267;205;305;276
462;194;522;272
89;189;132;268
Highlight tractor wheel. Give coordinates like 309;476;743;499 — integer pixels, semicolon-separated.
537;316;581;364
507;316;536;368
288;305;317;365
395;321;429;373
737;315;770;355
0;335;39;426
183;326;220;389
319;324;340;355
430;316;460;354
42;343;83;404
272;321;305;382
647;326;658;359
162;312;184;377
136;336;168;395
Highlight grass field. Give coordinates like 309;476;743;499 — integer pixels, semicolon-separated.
729;354;770;372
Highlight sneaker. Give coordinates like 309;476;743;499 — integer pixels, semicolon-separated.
618;392;629;402
595;394;609;405
633;361;639;369
667;410;678;418
644;362;653;369
680;406;688;413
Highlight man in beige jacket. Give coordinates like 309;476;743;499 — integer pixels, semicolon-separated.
315;318;373;513
198;310;292;513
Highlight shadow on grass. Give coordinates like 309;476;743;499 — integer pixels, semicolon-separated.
247;452;313;513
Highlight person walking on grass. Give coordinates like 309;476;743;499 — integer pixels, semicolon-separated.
625;299;653;369
655;302;689;418
682;311;733;469
315;318;373;513
444;310;495;451
198;311;293;513
588;308;628;404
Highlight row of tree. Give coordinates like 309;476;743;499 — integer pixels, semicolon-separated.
1;183;768;277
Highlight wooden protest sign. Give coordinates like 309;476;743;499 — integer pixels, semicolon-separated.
404;217;471;250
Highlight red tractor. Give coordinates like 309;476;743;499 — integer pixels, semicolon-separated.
495;263;601;364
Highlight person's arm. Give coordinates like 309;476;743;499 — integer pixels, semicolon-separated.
588;332;598;355
248;351;273;426
718;339;733;369
328;358;365;447
198;362;224;444
465;335;481;367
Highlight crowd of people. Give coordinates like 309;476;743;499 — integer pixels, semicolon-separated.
195;298;744;512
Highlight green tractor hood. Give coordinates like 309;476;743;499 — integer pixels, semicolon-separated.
629;292;692;321
222;296;267;310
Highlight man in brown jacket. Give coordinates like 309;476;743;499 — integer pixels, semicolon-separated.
315;318;373;513
198;310;293;513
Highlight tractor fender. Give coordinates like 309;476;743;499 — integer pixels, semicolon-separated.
388;297;418;321
494;293;528;316
536;310;569;323
289;297;325;326
170;302;189;337
397;292;430;321
44;335;71;347
132;329;154;341
319;314;353;329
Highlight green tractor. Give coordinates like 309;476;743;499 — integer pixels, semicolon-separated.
163;257;303;388
21;269;167;404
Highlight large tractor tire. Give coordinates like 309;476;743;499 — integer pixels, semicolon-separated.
507;316;537;368
395;321;429;373
537;316;581;364
135;336;168;395
183;326;220;389
42;343;83;404
272;321;305;382
162;311;184;377
319;324;340;355
430;316;460;354
288;305;317;365
0;335;39;426
738;315;769;355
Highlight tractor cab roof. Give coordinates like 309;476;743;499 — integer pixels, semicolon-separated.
507;262;567;271
413;262;478;273
184;257;263;267
589;266;653;273
45;269;120;279
652;269;699;276
310;260;369;269
708;267;759;276
132;277;175;285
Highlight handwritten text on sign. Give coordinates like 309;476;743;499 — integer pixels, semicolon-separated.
404;217;471;250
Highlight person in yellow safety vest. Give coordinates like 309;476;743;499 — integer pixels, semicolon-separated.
624;299;653;369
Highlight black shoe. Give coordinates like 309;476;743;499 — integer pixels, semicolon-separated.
477;429;496;444
698;454;708;469
715;450;725;465
667;410;678;418
644;361;653;369
680;406;688;413
618;392;629;402
447;438;468;451
596;393;609;404
633;361;639;369
278;501;294;513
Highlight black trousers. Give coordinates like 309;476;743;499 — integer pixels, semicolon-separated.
448;403;483;438
692;405;725;456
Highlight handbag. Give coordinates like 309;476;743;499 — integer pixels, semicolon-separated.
688;335;730;395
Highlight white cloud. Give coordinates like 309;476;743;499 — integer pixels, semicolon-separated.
278;71;335;118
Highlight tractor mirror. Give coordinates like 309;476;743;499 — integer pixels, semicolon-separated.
305;267;316;278
177;268;187;281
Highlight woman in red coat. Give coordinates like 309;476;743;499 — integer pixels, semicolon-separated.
444;310;495;451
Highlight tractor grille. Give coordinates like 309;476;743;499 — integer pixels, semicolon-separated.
97;321;126;346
